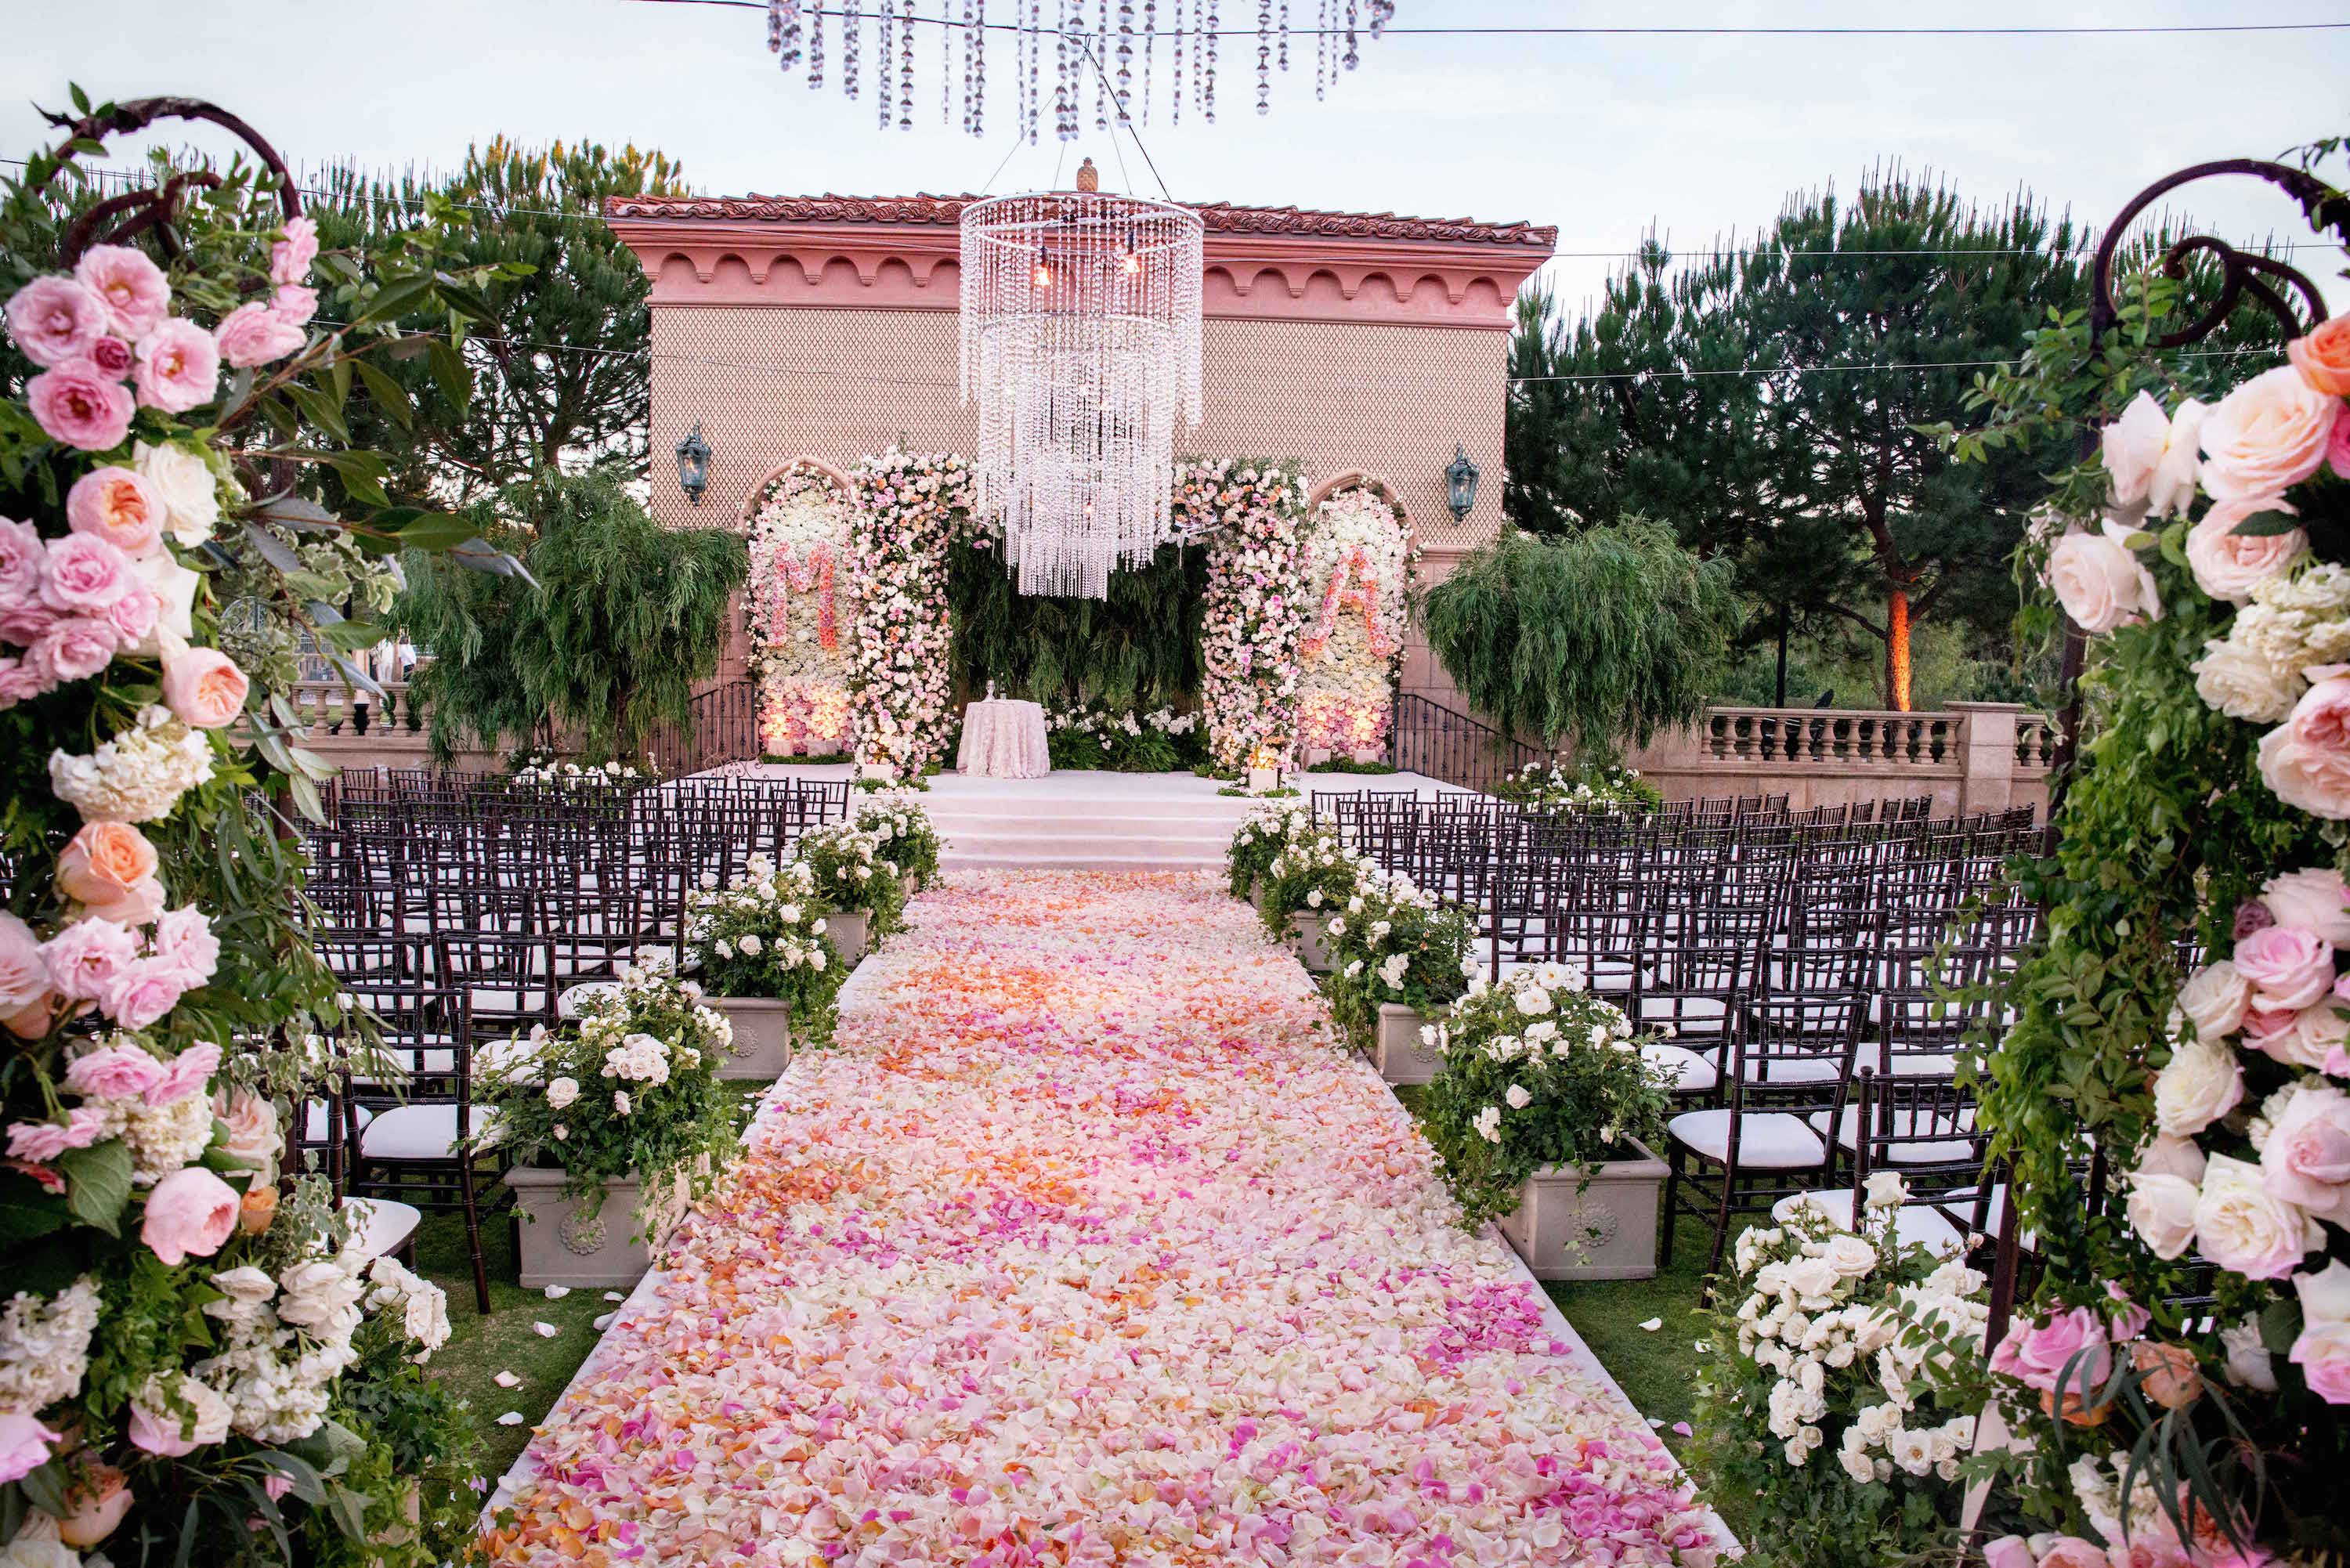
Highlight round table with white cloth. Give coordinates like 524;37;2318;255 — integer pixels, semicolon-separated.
956;698;1051;779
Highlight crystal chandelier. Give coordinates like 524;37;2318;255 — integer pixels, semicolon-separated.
761;2;1399;142
960;164;1202;598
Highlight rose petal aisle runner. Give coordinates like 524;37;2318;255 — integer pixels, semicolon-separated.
479;872;1720;1566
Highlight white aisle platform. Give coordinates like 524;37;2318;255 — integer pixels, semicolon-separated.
726;764;1471;872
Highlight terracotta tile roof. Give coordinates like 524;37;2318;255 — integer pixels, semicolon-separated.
602;192;1556;250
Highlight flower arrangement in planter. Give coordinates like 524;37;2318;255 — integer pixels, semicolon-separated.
1495;759;1664;812
0;94;517;1566
681;853;845;1074
1318;866;1473;1081
479;960;738;1284
853;787;941;892
1688;1177;1996;1568
1043;702;1206;772
1256;826;1372;967
508;750;650;790
794;820;906;956
1224;797;1314;901
1419;966;1677;1274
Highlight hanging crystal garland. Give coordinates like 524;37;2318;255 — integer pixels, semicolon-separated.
960;165;1204;598
747;0;1392;132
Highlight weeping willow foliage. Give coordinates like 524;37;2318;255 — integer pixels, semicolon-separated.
945;540;1207;709
398;470;747;762
1421;519;1740;758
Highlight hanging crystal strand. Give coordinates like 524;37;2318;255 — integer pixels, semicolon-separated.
1170;0;1182;123
1053;0;1070;141
1141;0;1154;124
1028;0;1042;143
1202;1;1217;122
1314;0;1328;99
1115;0;1133;120
943;5;952;125
1343;0;1358;70
878;3;894;125
844;2;862;98
768;1;783;57
810;5;826;87
1191;2;1204;117
899;0;916;129
1367;0;1391;34
1255;1;1269;114
1094;0;1109;132
1278;0;1288;70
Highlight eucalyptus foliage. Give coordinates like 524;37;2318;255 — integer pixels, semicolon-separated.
945;540;1206;709
1421;520;1739;757
398;470;745;762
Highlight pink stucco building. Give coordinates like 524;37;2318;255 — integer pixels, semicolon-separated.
605;190;1554;706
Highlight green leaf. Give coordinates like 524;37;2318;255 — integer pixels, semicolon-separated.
0;1179;70;1250
392;511;480;552
54;1140;134;1237
284;381;352;446
2259;1297;2303;1354
351;274;434;327
350;357;414;430
427;338;473;411
2229;508;2304;539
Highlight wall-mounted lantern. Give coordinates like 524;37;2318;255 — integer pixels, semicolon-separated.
1444;443;1480;522
675;421;711;507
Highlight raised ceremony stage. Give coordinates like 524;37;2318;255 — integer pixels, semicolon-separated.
727;763;1470;872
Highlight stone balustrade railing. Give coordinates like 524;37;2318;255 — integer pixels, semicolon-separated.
1626;701;2052;817
283;677;428;738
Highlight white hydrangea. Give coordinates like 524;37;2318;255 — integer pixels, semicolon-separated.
46;706;216;824
0;1278;99;1416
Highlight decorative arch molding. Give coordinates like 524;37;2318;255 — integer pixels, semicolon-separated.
1310;470;1423;557
740;455;855;526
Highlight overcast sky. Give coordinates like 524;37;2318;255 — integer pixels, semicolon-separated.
5;1;2345;313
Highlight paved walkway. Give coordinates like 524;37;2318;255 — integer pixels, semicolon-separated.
480;873;1719;1567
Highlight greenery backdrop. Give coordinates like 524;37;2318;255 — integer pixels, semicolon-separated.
945;539;1208;710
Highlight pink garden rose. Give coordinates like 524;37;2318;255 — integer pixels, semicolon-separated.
0;1413;59;1486
2185;497;2303;605
4;1105;103;1164
2232;923;2335;1010
103;579;157;646
148;906;219;989
270;284;316;327
85;333;133;380
27;359;136;451
2033;1538;2109;1568
2258;674;2350;820
2261;866;2350;945
2288;1259;2350;1404
102;958;184;1031
139;1165;239;1266
161;646;248;729
1990;1306;2111;1393
2260;1082;2350;1228
0;518;42;603
74;244;170;339
61;1040;167;1100
27;616;120;685
2286;316;2350;398
2200;365;2343;504
41;916;141;1003
2047;528;2159;634
1980;1539;2034;1568
4;274;110;367
2100;390;2169;509
38;532;133;616
2332;410;2350;482
269;215;319;287
146;1040;220;1107
212;300;306;369
131;317;219;415
0;912;56;1038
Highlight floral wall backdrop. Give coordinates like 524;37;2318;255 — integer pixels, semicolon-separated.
1186;458;1311;771
743;461;855;756
843;447;973;775
1293;483;1412;758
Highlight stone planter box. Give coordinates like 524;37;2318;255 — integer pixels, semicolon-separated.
506;1165;689;1290
1494;1140;1669;1281
708;995;792;1081
825;909;870;964
1290;909;1334;973
1374;1003;1444;1086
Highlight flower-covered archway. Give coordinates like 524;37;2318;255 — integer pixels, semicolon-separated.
742;448;1408;778
743;458;856;757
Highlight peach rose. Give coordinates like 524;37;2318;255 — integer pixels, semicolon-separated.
238;1183;277;1235
64;466;162;558
2048;528;2158;634
58;820;161;922
2287;316;2350;398
161;646;248;729
56;1461;132;1548
139;1165;240;1266
2185;497;2303;605
2130;1341;2204;1410
2200;365;2343;504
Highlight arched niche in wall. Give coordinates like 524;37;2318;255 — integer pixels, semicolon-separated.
739;455;856;527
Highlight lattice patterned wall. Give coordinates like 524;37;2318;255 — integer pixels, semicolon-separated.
658;305;1504;706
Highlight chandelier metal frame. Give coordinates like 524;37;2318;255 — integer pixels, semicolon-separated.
960;179;1204;598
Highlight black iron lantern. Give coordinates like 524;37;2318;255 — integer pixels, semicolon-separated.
675;421;711;507
1444;443;1480;522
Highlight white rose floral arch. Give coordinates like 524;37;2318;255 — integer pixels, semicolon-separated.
742;457;857;757
1295;473;1415;761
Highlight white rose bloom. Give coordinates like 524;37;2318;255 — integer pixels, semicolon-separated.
2099;389;2169;508
1821;1234;1877;1279
739;932;763;956
2147;397;2207;518
2152;1035;2244;1138
2048;528;2159;634
2175;959;2252;1041
2193;1154;2321;1279
2125;1171;2201;1260
545;1076;580;1111
2219;1315;2279;1392
1504;1084;1531;1110
133;439;222;547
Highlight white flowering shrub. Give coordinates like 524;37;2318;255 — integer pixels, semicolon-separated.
852;789;941;886
1254;826;1373;941
1419;966;1676;1228
682;854;847;1045
508;750;648;789
1495;759;1664;812
475;959;738;1240
795;821;908;935
1043;702;1206;772
1319;866;1473;1045
1224;797;1314;898
1688;1179;1995;1567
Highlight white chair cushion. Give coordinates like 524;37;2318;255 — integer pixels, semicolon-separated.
1809;1106;1977;1165
1770;1190;1966;1256
359;1102;501;1160
1667;1108;1826;1169
1741;1053;1844;1086
339;1197;421;1266
1642;1041;1719;1095
1639;994;1728;1028
301;1100;373;1143
558;981;624;1021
